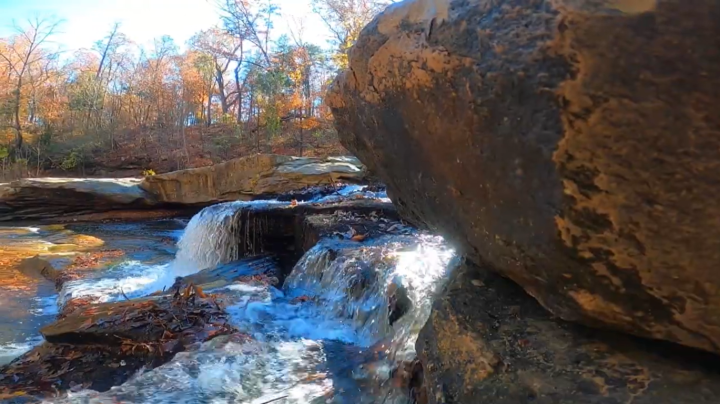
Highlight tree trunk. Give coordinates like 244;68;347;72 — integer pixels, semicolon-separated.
234;65;243;124
206;93;212;127
216;66;229;115
13;77;24;150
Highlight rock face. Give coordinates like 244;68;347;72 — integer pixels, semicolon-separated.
328;0;720;353
0;178;152;221
0;154;366;221
140;154;366;205
418;262;720;404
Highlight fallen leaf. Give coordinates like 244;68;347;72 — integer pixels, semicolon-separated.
78;318;95;330
351;234;368;242
194;285;207;298
290;295;312;304
183;283;193;299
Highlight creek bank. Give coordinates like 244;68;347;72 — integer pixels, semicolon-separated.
0;155;367;222
0;195;404;401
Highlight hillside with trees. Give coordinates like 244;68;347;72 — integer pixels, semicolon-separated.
0;0;390;179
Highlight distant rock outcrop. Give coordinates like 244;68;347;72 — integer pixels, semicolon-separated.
0;155;366;221
140;154;366;205
0;177;151;221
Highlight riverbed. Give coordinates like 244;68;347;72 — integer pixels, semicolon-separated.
0;188;456;403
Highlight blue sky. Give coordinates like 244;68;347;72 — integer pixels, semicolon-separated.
0;0;330;52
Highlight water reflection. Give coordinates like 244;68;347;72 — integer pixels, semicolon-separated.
0;220;186;366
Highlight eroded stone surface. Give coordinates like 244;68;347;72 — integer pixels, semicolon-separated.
0;178;152;221
140;154;366;205
417;262;720;404
328;0;720;352
0;155;367;222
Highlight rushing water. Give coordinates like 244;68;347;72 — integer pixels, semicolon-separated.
54;234;456;404
2;185;456;403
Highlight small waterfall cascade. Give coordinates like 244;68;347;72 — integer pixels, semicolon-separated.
175;200;287;274
46;186;459;404
285;234;457;362
56;201;283;308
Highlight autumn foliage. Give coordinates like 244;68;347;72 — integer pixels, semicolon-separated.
0;0;390;179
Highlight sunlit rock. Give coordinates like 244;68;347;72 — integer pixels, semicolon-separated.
328;0;720;354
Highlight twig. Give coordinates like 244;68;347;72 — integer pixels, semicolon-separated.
119;288;130;301
255;394;289;404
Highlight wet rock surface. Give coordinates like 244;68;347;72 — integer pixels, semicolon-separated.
418;262;720;404
0;178;154;222
328;0;720;353
1;293;235;400
169;255;282;292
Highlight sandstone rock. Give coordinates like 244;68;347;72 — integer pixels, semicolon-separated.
140;154;366;205
41;295;233;345
328;0;720;352
169;255;281;292
0;155;366;222
17;256;64;284
0;178;151;221
417;262;720;404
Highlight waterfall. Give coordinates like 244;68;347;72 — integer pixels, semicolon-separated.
57;201;283;308
285;234;457;360
49;187;458;404
174;202;247;273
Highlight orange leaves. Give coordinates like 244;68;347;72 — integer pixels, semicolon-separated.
194;285;207;298
351;233;368;242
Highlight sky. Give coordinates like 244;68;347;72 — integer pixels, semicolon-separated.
0;0;331;53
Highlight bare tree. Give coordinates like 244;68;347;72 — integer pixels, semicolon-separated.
0;16;61;151
312;0;391;68
221;0;278;66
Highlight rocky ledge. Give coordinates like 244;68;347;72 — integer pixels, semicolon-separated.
418;262;720;404
0;154;367;222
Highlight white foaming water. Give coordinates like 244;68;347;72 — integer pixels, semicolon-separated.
0;336;44;366
55;233;457;404
57;201;287;307
285;235;457;358
57;261;171;307
174;200;283;274
313;185;391;204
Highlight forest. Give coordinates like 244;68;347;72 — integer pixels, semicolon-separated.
0;0;390;179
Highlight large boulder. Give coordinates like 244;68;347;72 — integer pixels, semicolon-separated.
140;154;366;205
327;0;720;353
418;262;720;404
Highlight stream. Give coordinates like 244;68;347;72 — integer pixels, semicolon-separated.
0;187;457;404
